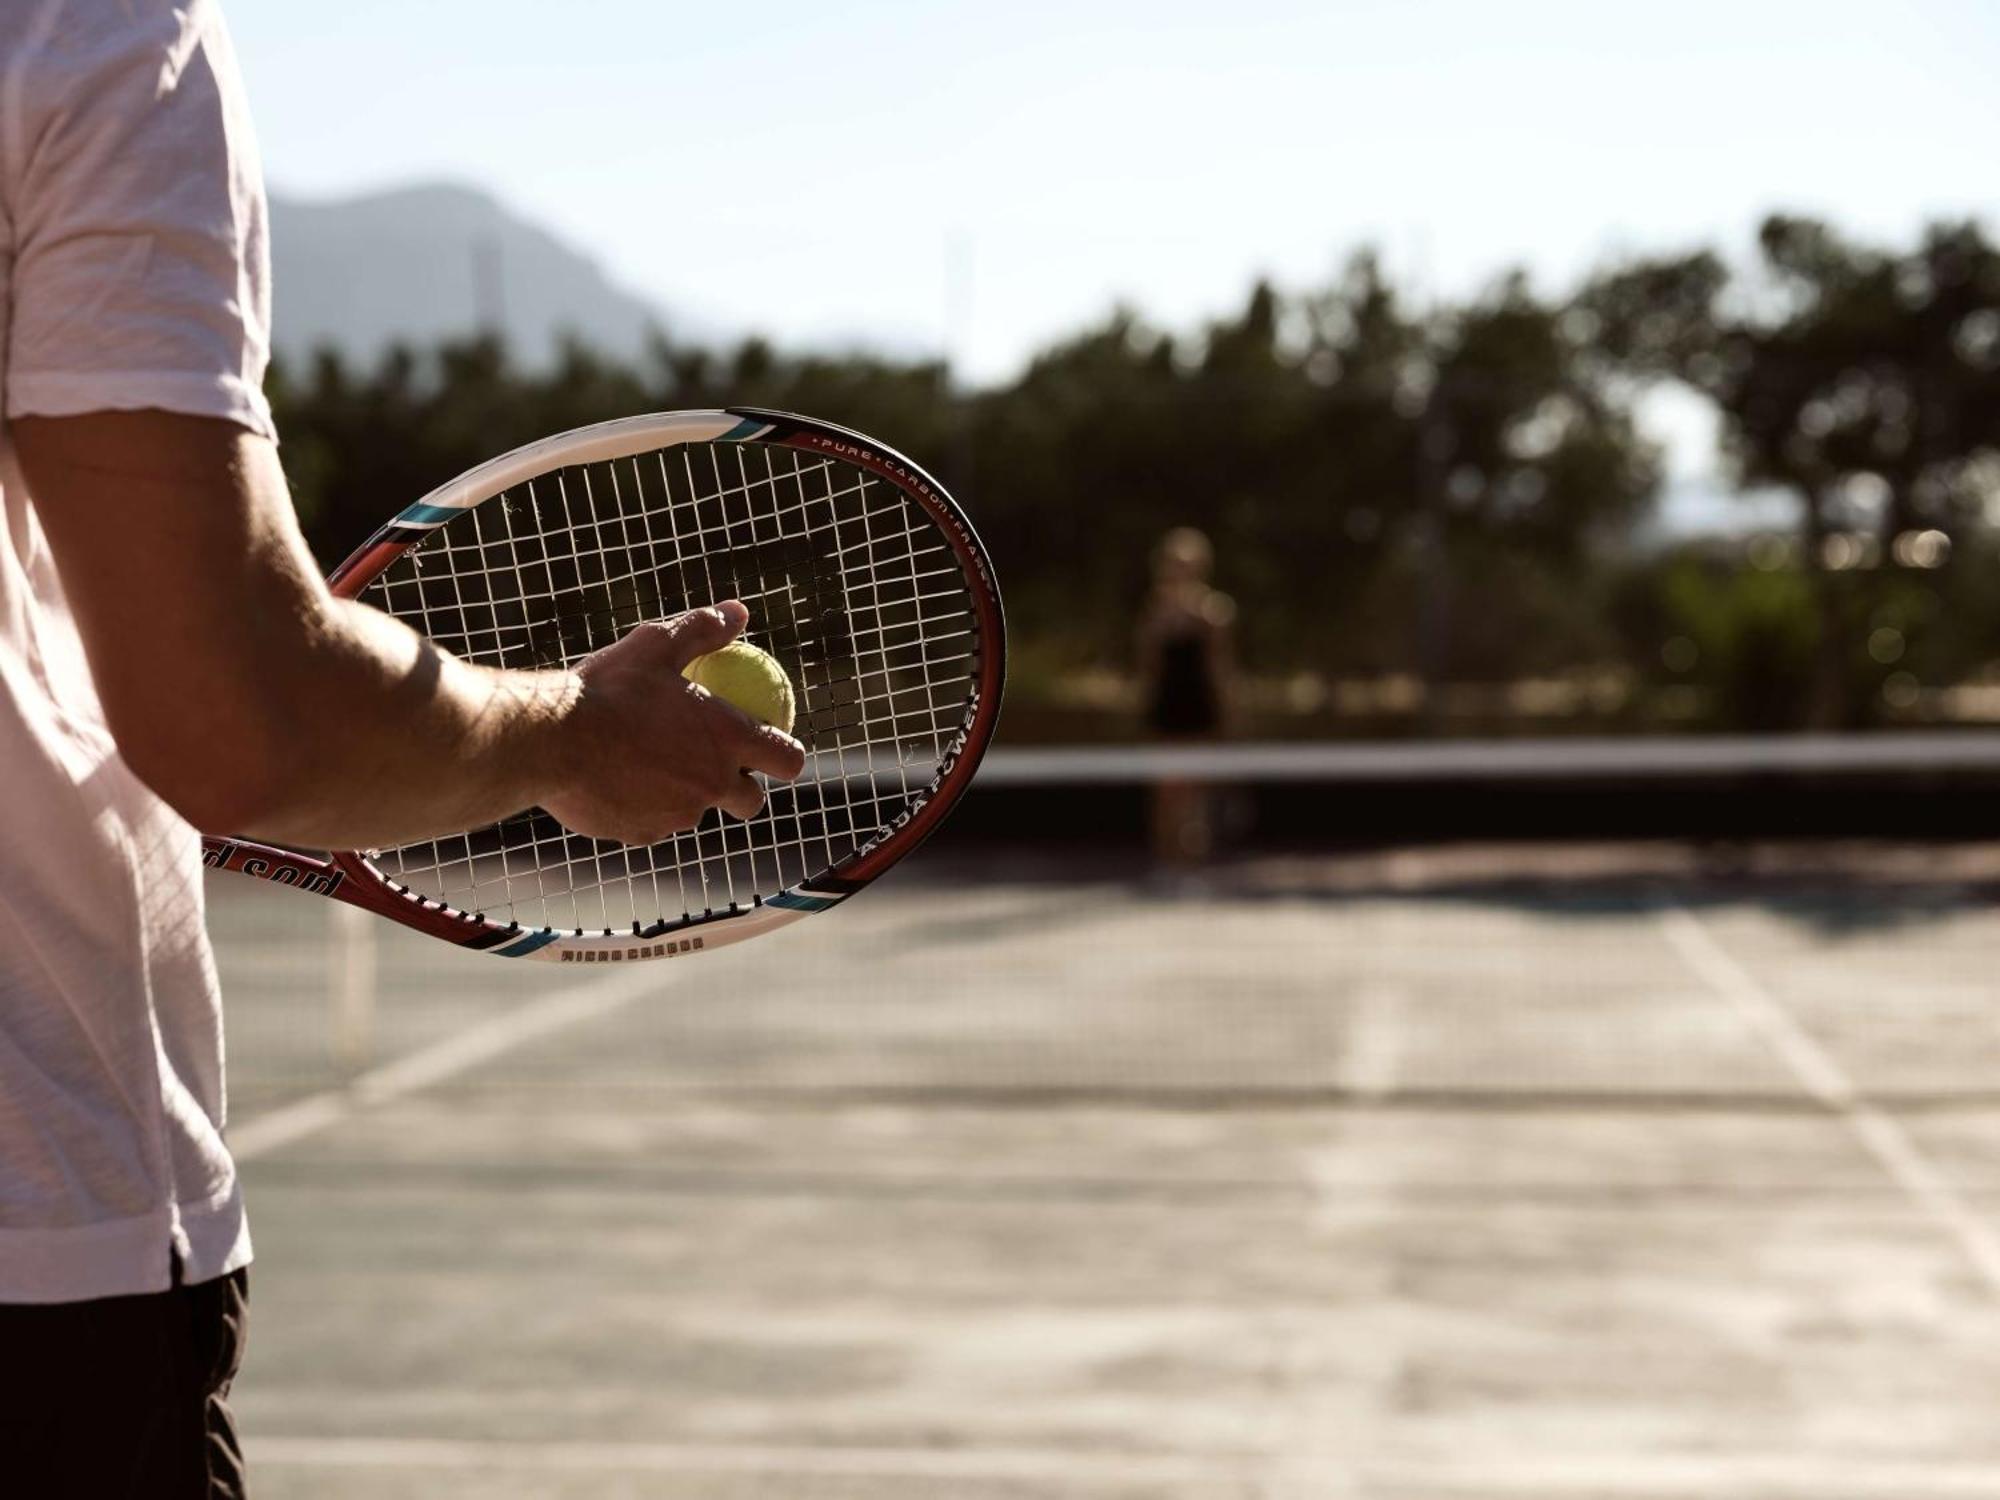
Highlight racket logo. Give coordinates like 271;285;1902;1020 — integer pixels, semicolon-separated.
201;840;347;897
787;432;942;506
560;937;704;963
847;698;980;863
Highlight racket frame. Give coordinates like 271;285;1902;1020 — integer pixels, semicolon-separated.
201;408;1003;961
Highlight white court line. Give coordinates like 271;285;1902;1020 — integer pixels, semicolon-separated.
1657;903;2000;1297
229;965;669;1163
249;1436;1248;1486
246;1436;2000;1496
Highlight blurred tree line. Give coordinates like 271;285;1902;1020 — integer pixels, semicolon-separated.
270;215;2000;738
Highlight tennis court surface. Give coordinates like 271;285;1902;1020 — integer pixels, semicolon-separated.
214;833;2000;1499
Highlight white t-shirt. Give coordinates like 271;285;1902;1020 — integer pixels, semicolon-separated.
0;0;272;1303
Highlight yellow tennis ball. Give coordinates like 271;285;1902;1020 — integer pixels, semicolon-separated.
683;641;796;735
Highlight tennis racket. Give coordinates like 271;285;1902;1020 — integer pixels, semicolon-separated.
201;408;1004;962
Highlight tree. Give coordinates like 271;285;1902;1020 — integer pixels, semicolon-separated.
1588;217;2000;725
265;256;1666;734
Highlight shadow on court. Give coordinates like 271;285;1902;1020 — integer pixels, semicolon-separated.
209;847;2000;1499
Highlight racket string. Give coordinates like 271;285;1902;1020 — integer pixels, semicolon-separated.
361;439;979;935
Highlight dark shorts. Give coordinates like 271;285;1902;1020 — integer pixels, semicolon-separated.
0;1264;249;1500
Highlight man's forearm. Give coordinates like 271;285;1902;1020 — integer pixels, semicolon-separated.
17;412;580;846
238;596;582;848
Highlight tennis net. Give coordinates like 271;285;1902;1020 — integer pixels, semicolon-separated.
210;732;2000;1116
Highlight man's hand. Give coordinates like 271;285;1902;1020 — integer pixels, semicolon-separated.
543;600;806;843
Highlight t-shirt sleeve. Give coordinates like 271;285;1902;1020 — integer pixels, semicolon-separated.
3;1;274;439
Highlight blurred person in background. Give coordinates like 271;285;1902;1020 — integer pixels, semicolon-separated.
1137;527;1238;867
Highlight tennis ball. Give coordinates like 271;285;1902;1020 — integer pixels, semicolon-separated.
683;641;796;735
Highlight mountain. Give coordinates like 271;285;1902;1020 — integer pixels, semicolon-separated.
267;182;677;370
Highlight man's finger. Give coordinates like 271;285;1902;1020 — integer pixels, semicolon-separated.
717;771;766;821
737;722;807;782
658;600;749;670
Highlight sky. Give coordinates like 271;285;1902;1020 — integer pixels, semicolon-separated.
228;0;1999;492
